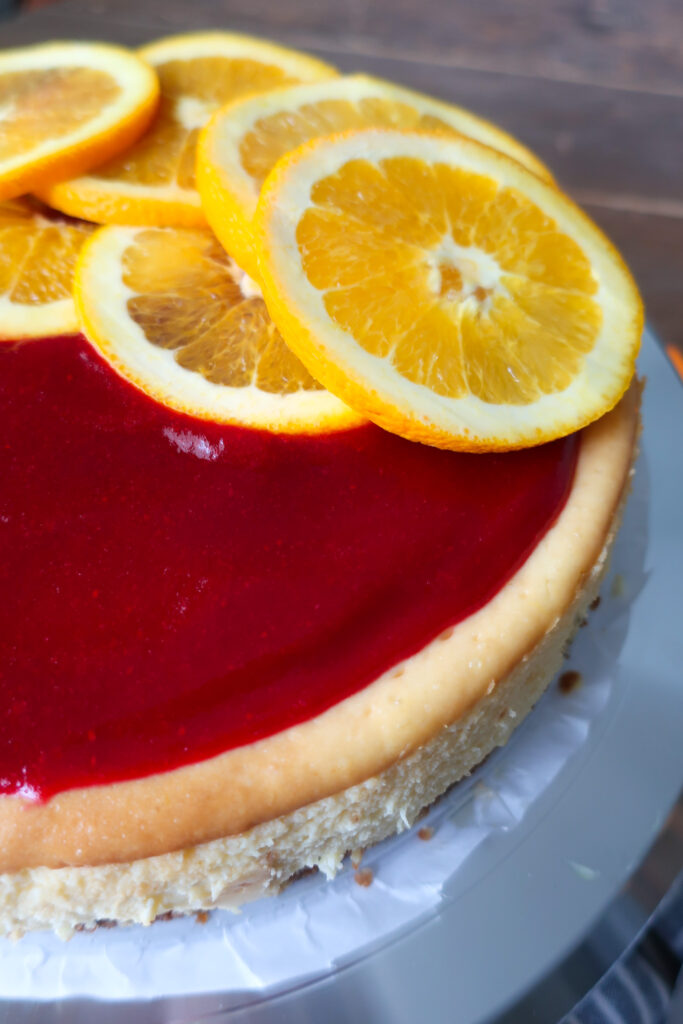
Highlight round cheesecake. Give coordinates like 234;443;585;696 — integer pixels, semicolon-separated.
0;335;639;938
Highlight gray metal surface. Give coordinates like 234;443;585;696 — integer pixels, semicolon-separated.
1;328;681;1022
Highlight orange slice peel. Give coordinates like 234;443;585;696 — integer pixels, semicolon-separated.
0;197;94;340
39;32;336;227
255;128;643;451
0;41;159;202
197;73;553;279
73;223;360;433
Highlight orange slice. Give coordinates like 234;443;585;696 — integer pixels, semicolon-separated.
74;224;360;432
40;33;336;228
0;197;93;340
198;74;553;278
256;129;643;451
0;41;159;202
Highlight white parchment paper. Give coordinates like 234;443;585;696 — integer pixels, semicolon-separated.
0;455;648;1001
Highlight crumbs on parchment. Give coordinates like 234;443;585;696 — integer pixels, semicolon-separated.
354;867;373;888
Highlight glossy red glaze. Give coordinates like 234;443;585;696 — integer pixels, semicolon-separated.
0;335;578;800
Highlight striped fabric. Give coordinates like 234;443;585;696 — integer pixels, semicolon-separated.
562;875;683;1024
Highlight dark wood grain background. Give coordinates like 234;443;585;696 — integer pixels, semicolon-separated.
3;0;682;370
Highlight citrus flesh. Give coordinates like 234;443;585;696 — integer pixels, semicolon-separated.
74;224;359;432
39;33;336;227
198;74;552;278
0;197;93;339
0;42;159;202
256;129;642;451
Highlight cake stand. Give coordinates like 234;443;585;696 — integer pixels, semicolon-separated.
3;326;682;1023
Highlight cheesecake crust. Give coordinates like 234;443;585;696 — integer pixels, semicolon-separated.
0;386;639;879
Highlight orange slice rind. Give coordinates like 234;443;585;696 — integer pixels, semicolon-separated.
74;223;361;433
0;197;94;340
255;129;642;451
39;32;336;228
197;73;553;279
0;41;159;202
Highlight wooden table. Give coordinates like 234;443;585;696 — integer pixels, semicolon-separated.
3;0;682;369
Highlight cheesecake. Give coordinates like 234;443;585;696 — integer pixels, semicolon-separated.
0;332;639;937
